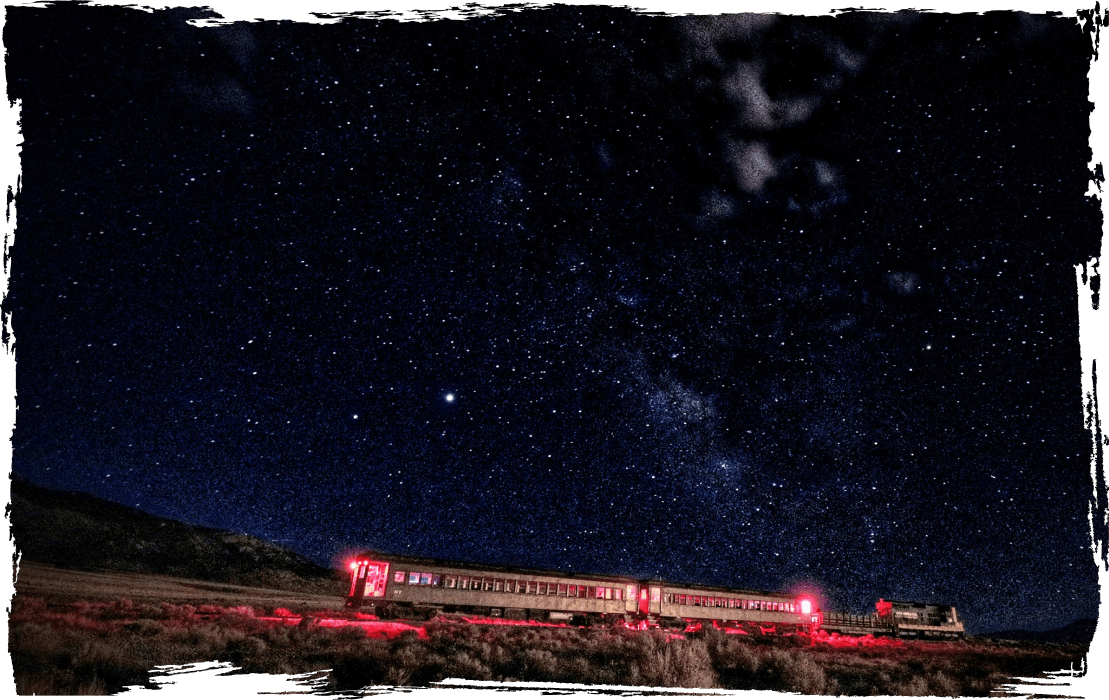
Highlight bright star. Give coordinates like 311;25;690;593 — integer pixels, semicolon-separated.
445;394;455;403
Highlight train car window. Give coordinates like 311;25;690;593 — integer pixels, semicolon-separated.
408;572;419;585
556;583;565;596
486;579;496;592
418;573;430;585
525;581;534;594
548;583;558;596
446;576;456;588
595;587;605;599
586;586;595;598
614;588;622;600
494;579;503;592
394;571;406;584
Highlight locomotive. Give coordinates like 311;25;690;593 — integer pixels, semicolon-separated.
348;551;817;633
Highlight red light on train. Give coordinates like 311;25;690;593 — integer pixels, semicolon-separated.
349;562;359;570
800;599;812;614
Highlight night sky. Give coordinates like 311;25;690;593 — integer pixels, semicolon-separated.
5;5;1102;634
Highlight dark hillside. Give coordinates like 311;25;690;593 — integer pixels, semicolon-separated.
9;477;335;593
978;618;1098;646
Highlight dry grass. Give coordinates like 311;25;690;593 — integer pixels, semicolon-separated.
14;561;346;610
9;591;1089;696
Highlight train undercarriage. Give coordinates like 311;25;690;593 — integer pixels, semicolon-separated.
366;601;814;636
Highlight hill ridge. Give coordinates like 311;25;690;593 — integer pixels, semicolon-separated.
9;476;336;594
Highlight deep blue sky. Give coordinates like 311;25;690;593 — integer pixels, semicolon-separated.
6;6;1101;633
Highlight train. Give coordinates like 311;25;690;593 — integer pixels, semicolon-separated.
345;551;965;638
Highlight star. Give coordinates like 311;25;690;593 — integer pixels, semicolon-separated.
445;394;455;403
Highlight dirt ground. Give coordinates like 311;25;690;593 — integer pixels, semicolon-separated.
13;560;348;611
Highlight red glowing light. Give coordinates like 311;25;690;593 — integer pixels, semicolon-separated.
800;599;812;614
349;562;359;570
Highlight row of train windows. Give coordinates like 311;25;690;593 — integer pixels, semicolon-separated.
394;571;625;600
662;593;796;613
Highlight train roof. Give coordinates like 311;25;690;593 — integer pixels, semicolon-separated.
355;551;802;599
640;577;800;599
354;551;640;584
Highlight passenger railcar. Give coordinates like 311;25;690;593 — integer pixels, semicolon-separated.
346;552;821;631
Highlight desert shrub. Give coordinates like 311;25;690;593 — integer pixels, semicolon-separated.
214;610;268;634
709;634;761;686
125;618;166;636
387;637;430;685
515;647;561;679
888;674;932;696
68;637;153;689
328;638;393;688
928;670;961;696
227;634;269;664
15;668;109;696
158;602;197;623
646;639;717;688
10;622;75;666
774;649;827;694
440;650;492;682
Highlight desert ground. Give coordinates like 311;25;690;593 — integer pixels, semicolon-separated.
8;560;1091;696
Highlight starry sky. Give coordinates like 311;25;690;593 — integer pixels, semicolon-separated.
5;5;1102;634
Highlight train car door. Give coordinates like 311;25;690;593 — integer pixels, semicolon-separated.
625;584;638;614
348;560;390;607
638;586;650;616
363;561;389;599
649;586;662;615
